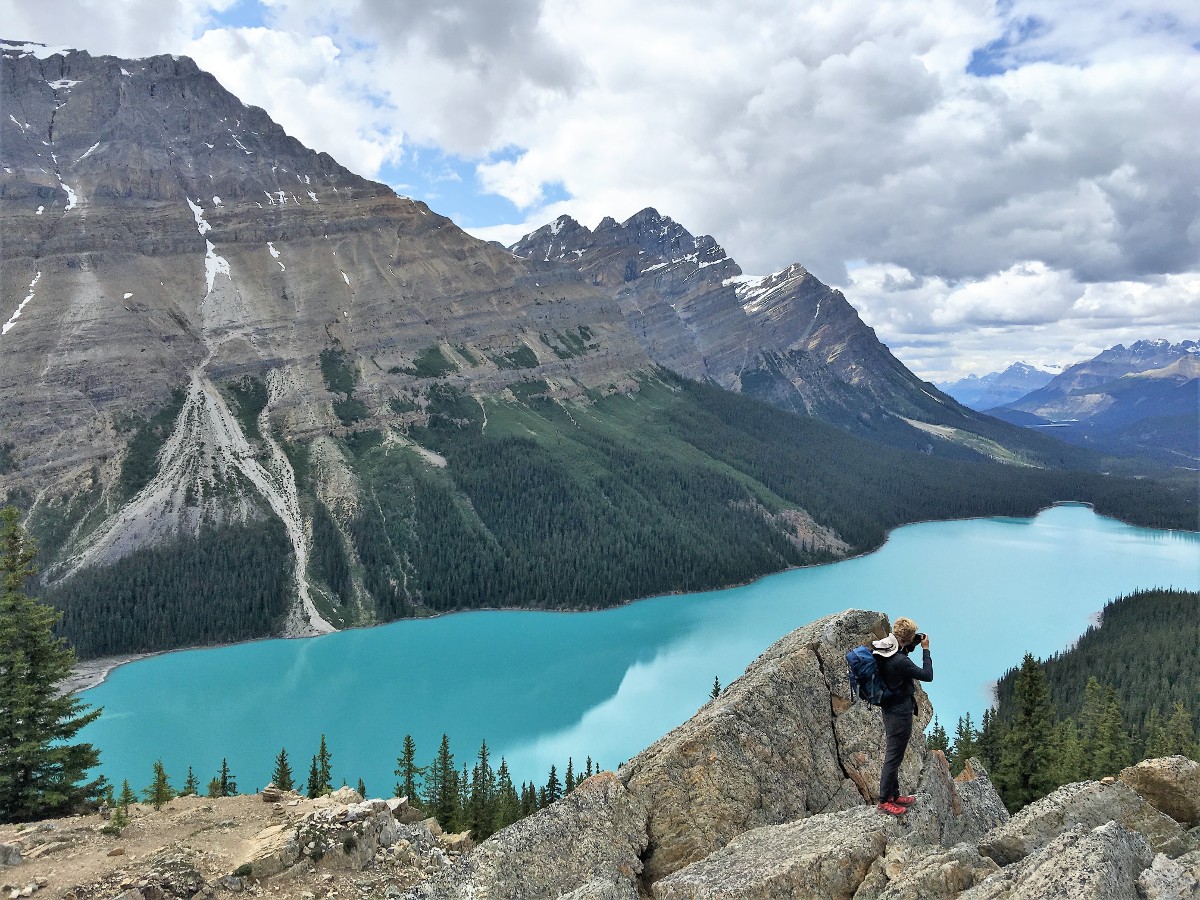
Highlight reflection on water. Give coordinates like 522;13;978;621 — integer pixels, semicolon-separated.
81;505;1199;792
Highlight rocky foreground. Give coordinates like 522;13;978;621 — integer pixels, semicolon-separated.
4;609;1198;899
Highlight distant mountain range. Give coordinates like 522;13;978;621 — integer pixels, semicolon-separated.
937;363;1057;411
988;340;1199;466
1;40;1192;660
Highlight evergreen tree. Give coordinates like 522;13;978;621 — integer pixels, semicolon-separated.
710;677;721;700
306;755;322;799
144;760;173;810
584;757;594;779
118;779;137;810
106;803;129;833
468;740;495;839
994;654;1058;811
492;758;520;833
1077;677;1106;774
1144;708;1169;759
458;762;471;829
978;708;1003;771
180;766;199;797
949;713;981;773
206;777;223;798
519;781;537;817
1090;686;1130;777
357;778;366;798
926;716;949;754
1162;702;1200;760
1052;719;1086;785
316;735;333;794
394;734;424;805
0;507;104;823
215;758;236;797
272;748;294;792
427;734;460;830
543;764;562;806
564;757;575;793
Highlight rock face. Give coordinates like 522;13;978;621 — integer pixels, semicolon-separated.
510;211;1049;459
1119;755;1200;828
978;779;1194;866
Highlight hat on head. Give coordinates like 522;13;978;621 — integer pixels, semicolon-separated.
872;634;900;657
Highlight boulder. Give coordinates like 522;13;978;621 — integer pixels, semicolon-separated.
237;799;400;879
405;772;648;900
960;821;1153;900
1120;756;1200;828
857;842;1000;900
649;806;900;900
620;609;930;882
978;779;1192;866
0;843;21;867
1137;849;1200;900
899;752;1009;849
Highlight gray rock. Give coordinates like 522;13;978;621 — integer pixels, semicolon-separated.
961;821;1153;900
238;798;400;879
979;779;1191;866
899;752;1008;849
649;806;899;900
1121;756;1200;828
620;609;929;882
1137;850;1200;900
866;843;999;900
405;771;648;900
0;843;21;867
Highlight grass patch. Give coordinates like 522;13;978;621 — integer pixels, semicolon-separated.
397;346;458;378
491;346;540;370
320;347;358;396
224;375;268;441
119;388;187;500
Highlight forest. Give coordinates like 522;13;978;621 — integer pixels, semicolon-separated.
26;371;1199;659
930;588;1199;812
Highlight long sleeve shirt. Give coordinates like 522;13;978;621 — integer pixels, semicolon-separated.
878;648;933;713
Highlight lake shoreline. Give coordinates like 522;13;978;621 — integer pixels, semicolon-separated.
63;501;1171;695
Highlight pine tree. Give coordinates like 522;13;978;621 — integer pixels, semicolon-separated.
564;757;576;793
710;676;721;700
306;756;322;799
492;758;520;832
994;654;1058;811
394;734;423;806
468;740;495;839
118;779;137;810
926;716;949;754
1144;708;1169;759
1077;676;1106;774
543;764;562;806
949;713;981;773
0;507;104;823
356;778;366;797
216;758;236;797
427;734;460;830
584;757;594;779
1162;702;1200;760
316;735;333;794
978;708;1004;770
180;766;199;797
144;760;173;810
1052;719;1086;786
1090;686;1130;777
272;748;294;792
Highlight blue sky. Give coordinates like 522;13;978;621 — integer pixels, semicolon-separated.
4;0;1197;379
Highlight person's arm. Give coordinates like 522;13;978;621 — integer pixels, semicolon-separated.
894;645;933;682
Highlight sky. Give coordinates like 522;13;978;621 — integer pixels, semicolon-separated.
4;0;1198;380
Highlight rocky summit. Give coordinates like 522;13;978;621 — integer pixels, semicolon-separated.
4;609;1196;899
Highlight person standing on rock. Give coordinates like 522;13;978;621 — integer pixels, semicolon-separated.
872;617;932;815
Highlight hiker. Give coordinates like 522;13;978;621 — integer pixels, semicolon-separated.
872;617;932;815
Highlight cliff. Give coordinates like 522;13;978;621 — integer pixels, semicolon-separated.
4;609;1195;899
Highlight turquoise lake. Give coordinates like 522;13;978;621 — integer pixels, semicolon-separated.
79;504;1199;795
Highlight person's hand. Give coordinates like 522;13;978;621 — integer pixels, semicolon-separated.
921;634;930;650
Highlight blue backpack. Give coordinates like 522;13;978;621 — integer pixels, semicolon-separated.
846;645;892;707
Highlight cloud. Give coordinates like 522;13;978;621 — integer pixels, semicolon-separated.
4;0;1197;379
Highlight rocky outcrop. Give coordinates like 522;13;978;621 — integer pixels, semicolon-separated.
406;772;649;900
1138;849;1200;900
1119;755;1200;828
961;821;1154;900
978;779;1194;866
0;844;20;867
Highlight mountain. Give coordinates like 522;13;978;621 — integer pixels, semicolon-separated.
510;212;1091;466
938;362;1057;410
2;41;1192;660
989;340;1199;466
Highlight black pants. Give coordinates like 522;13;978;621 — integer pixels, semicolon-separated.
879;706;913;802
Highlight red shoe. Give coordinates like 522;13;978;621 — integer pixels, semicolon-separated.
877;800;907;815
895;795;917;805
